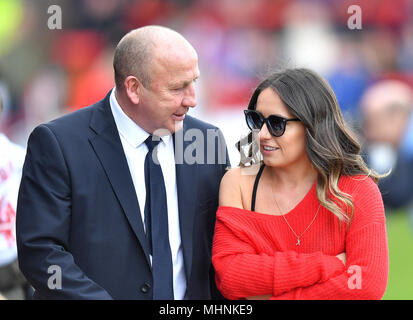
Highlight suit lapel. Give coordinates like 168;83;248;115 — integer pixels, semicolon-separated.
174;123;199;284
88;93;151;267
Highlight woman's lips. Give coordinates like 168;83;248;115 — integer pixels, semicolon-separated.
260;145;279;154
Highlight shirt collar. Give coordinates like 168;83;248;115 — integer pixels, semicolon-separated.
109;88;172;148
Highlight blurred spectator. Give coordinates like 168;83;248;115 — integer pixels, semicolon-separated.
49;30;112;112
0;89;28;299
0;78;11;128
360;80;413;220
1;0;412;153
327;36;370;122
280;0;339;75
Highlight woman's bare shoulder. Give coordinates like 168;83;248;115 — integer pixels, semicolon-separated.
219;164;262;207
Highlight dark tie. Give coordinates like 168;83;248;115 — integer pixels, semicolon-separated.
144;135;174;300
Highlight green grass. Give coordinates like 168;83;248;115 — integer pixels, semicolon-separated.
382;209;413;300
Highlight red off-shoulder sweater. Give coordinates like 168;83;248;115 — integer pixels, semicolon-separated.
212;175;389;300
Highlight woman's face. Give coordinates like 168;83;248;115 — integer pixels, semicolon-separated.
255;87;308;168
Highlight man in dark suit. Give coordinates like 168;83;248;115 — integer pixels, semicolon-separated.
16;26;230;299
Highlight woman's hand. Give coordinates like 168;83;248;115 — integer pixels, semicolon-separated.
336;252;346;265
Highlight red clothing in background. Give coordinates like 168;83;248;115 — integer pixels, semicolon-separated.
212;175;389;300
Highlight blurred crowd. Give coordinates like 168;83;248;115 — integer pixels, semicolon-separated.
0;0;413;299
0;0;412;142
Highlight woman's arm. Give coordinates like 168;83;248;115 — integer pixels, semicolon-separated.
270;179;389;300
270;223;388;299
213;169;345;300
246;252;346;300
212;215;345;299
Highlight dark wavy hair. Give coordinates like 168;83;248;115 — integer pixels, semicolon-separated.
237;68;383;222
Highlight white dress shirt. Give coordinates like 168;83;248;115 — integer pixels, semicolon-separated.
109;88;186;299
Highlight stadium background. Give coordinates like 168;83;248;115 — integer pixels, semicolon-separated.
0;0;412;299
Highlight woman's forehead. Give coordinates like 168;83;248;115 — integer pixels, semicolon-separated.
256;88;293;117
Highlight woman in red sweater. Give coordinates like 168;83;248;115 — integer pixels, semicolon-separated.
212;68;389;300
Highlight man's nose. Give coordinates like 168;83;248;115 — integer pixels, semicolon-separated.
182;83;197;108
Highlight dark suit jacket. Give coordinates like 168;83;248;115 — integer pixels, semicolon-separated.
378;155;413;209
16;92;230;299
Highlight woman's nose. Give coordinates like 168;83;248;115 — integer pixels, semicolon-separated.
259;123;272;141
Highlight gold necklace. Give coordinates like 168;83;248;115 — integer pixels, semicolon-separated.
270;181;320;246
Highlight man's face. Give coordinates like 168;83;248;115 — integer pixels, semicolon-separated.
137;48;200;134
363;105;409;147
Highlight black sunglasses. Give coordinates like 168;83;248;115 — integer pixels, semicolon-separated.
244;110;300;137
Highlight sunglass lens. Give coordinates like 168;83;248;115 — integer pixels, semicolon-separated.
268;116;285;136
246;111;262;130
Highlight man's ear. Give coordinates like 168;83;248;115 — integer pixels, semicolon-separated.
124;76;143;104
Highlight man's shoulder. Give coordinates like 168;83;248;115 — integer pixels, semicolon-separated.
45;104;97;131
28;95;110;147
41;96;109;137
184;114;219;131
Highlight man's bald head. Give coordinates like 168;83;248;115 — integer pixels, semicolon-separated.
113;25;197;90
361;80;413;115
361;80;413;146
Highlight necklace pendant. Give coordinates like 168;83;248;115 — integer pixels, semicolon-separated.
296;238;301;246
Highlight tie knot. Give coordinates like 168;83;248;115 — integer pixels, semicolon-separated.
144;135;161;153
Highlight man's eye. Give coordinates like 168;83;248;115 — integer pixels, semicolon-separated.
172;80;196;91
